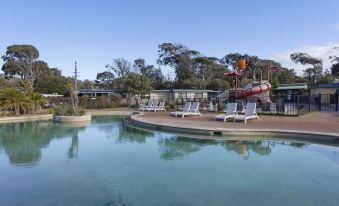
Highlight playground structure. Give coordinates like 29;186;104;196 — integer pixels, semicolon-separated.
222;59;272;105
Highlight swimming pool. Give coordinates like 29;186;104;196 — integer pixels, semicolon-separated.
0;116;338;206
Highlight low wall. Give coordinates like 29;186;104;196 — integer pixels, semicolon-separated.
0;114;53;123
0;109;134;124
87;110;134;116
53;114;92;122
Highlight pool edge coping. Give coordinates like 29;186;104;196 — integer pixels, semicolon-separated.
0;111;133;124
130;114;339;143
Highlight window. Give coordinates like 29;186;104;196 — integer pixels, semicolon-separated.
195;93;203;99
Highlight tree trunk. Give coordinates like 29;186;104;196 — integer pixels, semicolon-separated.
70;92;76;116
14;106;20;116
33;103;40;114
135;94;140;107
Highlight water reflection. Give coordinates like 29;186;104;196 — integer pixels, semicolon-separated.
67;130;79;159
94;116;154;143
117;126;154;144
0;121;87;166
221;140;273;159
158;136;215;160
158;137;277;160
0;116;320;167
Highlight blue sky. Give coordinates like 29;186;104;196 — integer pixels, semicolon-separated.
1;0;339;79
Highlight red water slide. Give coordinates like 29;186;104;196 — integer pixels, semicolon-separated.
237;82;272;98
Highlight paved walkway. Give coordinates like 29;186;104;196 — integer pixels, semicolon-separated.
132;111;339;138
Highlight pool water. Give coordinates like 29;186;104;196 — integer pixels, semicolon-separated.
0;116;339;206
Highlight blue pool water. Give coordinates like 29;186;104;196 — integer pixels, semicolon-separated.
0;116;338;206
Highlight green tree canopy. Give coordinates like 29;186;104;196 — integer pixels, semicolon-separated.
117;73;152;96
290;53;323;85
81;79;94;89
329;55;339;78
1;45;39;80
134;58;164;89
33;61;61;81
34;75;72;95
157;43;199;88
95;71;115;89
105;58;131;78
330;63;339;78
318;69;335;84
291;53;322;67
194;56;228;90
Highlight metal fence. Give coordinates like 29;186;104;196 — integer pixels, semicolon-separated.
145;93;339;116
155;94;339;116
234;94;339;116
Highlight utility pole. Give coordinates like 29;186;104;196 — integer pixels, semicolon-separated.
72;61;79;112
74;61;78;93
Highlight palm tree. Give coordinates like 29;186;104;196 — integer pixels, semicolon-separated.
30;92;46;113
19;80;33;94
0;87;32;116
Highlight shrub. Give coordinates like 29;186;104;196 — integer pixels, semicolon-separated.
54;104;86;116
77;94;122;109
76;106;86;115
78;96;93;108
167;102;176;110
30;92;47;113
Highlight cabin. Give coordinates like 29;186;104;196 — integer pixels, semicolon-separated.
310;82;339;105
310;82;339;95
149;89;220;104
77;89;117;97
272;83;308;96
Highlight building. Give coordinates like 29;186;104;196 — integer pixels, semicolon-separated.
310;82;339;105
272;83;308;96
77;89;117;97
310;82;339;95
149;89;220;104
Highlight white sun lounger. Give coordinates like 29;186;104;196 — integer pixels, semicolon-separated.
234;103;259;123
149;101;166;112
215;103;237;122
176;102;202;118
155;101;166;112
147;101;158;112
139;101;153;111
170;102;191;117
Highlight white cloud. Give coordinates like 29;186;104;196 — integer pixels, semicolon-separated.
271;43;339;75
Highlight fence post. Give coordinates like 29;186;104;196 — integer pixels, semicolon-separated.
318;93;321;111
335;91;338;112
297;95;300;116
308;93;311;113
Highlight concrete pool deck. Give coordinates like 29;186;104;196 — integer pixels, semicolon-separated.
130;111;339;141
